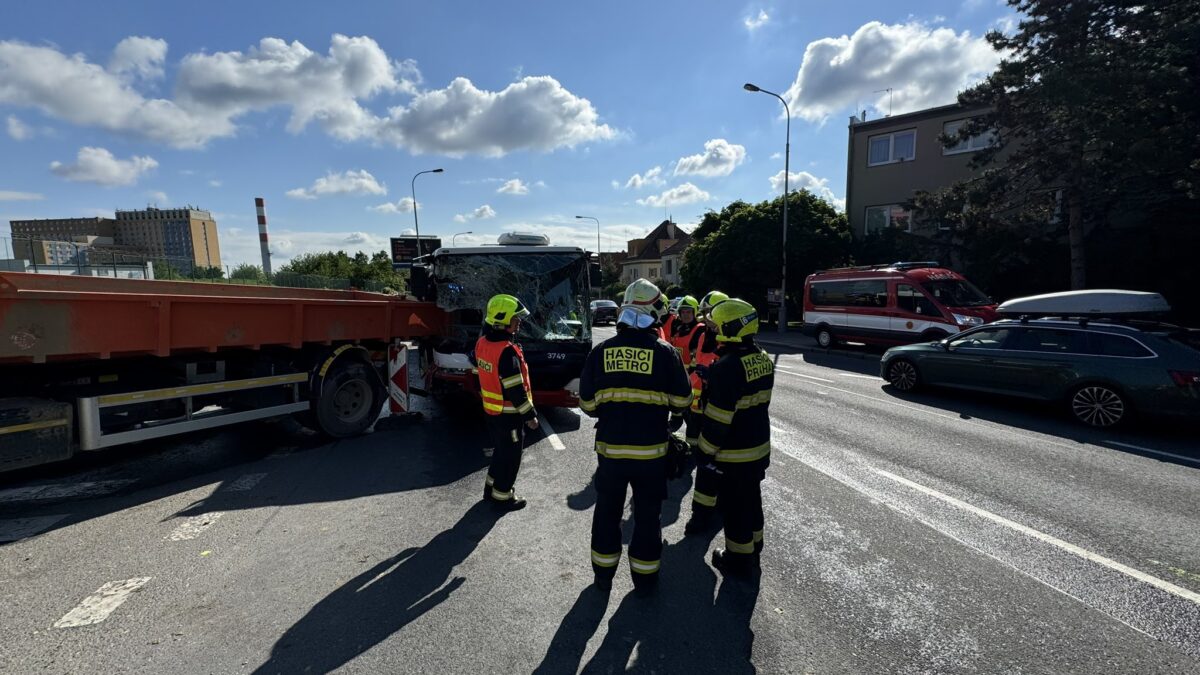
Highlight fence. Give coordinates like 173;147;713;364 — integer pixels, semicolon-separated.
0;235;397;294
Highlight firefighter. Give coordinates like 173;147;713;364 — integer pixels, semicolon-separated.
578;279;692;594
474;294;539;512
695;298;774;576
683;290;728;535
666;295;702;365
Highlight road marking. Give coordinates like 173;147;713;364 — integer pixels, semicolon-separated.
1104;441;1200;467
840;373;881;380
167;512;224;541
539;416;566;450
54;577;151;628
770;425;787;434
775;368;834;383
0;480;135;503
223;473;267;492
0;515;68;543
874;468;1200;606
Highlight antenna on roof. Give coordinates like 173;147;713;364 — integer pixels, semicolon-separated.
873;87;893;116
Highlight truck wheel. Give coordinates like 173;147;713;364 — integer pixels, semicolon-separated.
315;361;385;437
816;326;835;349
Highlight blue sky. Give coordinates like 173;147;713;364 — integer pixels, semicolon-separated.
0;0;1015;268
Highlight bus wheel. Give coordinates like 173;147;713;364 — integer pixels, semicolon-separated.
316;360;385;437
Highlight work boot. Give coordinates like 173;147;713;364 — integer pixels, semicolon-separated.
711;550;752;578
483;486;495;502
632;576;658;598
491;497;527;513
593;575;613;593
683;510;716;536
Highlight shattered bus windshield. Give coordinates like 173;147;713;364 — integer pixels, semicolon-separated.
432;250;591;342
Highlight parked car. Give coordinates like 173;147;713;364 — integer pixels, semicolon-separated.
880;316;1200;427
590;299;618;325
802;262;999;348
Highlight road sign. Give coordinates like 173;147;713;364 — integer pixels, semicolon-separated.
390;236;442;269
767;288;783;306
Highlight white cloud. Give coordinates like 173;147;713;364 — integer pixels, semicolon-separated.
673;139;746;177
374;75;615;156
744;10;770;32
147;190;169;204
0;35;616;156
0;190;44;201
783;21;1000;122
534;180;547;188
497;178;529;195
454;204;497;223
49;147;158;186
769;151;782;160
286;169;387;200
624;166;665;189
992;14;1021;35
636;183;711;208
208;179;222;187
6;115;31;140
961;0;986;11
109;36;167;81
768;170;845;211
369;196;417;213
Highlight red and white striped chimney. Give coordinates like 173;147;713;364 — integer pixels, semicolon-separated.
254;197;272;276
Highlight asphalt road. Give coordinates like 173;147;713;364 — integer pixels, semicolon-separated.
1;326;1198;673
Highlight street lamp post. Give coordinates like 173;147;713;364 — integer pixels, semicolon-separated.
411;168;444;258
574;215;601;256
744;82;791;333
452;231;473;247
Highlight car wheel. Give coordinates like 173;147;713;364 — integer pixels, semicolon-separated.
1069;384;1128;428
886;359;920;392
816;326;835;349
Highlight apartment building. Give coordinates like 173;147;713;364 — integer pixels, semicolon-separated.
845;103;999;238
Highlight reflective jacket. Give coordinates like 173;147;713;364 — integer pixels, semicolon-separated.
579;327;692;460
687;324;721;412
667;318;703;367
698;340;774;467
474;329;534;421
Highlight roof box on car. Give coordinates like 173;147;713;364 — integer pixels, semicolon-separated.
997;290;1171;317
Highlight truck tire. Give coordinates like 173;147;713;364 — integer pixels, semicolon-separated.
314;360;385;438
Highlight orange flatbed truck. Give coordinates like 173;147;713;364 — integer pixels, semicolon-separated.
0;272;447;472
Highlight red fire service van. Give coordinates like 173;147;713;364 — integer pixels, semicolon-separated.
802;262;999;348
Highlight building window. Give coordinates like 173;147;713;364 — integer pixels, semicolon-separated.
864;205;912;234
867;129;916;166
648;267;658;279
942;119;996;155
664;259;672;275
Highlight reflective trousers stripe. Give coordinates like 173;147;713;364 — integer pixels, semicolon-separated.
491;487;514;501
591;550;620;567
485;475;495;486
725;536;755;554
753;530;763;543
595;442;667;460
715;442;770;463
692;490;717;507
629;556;660;575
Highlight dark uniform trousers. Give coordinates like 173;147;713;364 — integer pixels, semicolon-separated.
717;461;766;562
485;416;524;501
591;456;667;586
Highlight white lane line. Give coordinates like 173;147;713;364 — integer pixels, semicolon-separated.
775;368;834;384
223;473;267;492
538;416;566;451
167;512;224;541
840;373;881;380
0;515;68;543
770;425;787;434
566;407;583;417
0;479;136;503
874;468;1200;606
1104;441;1200;467
54;577;151;628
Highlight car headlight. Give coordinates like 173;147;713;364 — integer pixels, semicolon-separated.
952;313;984;327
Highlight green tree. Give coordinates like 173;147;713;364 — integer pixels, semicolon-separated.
925;0;1200;291
230;263;267;282
278;250;406;290
681;190;851;311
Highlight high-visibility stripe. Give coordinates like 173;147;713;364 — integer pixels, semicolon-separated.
588;388;673;406
668;394;693;408
483;400;525;414
698;436;719;456
629;557;660;574
735;390;772;409
595;442;668;460
491;487;514;501
753;530;763;543
501;374;525;388
0;418;69;436
515;400;533;414
97;372;307;406
716;442;771;463
692;490;717;507
591;550;620;567
482;390;505;401
725;536;755;554
579;397;597;412
486;474;495;486
704;403;734;424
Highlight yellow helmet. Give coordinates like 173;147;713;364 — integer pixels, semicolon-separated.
699;290;729;317
619;278;666;328
678;295;700;312
711;298;759;342
484;294;530;328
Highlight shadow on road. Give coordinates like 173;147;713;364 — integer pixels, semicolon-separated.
533;535;759;674
252;500;502;675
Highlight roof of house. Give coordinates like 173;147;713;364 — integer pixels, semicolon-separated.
621;220;692;264
848;102;990;133
659;239;689;257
